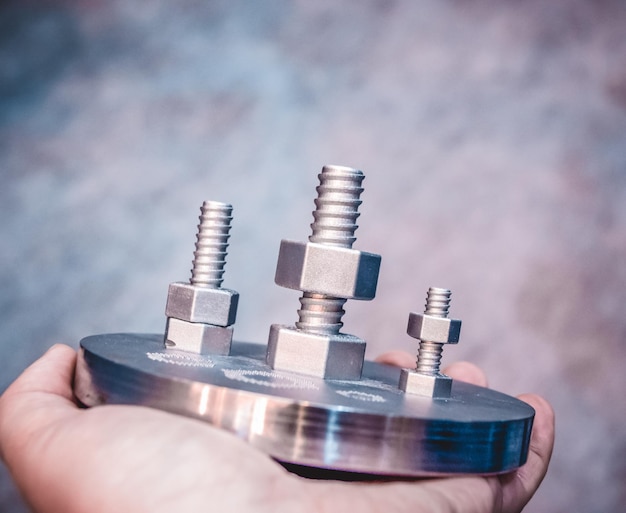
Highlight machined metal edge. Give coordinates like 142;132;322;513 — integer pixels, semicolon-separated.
74;333;534;477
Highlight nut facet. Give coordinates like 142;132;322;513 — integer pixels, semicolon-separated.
267;324;366;379
165;317;233;355
399;369;452;397
165;282;239;326
275;240;381;300
407;313;461;344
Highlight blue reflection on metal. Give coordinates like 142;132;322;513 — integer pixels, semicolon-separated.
323;409;342;464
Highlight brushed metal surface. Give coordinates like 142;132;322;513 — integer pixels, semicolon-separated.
75;333;534;477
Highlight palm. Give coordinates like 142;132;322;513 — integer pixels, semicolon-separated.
0;346;553;513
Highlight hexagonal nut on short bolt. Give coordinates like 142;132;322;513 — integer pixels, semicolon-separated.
274;240;381;299
165;317;233;355
165;282;239;327
267;324;366;379
407;313;461;345
398;370;452;398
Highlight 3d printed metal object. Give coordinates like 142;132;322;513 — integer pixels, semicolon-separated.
74;165;534;478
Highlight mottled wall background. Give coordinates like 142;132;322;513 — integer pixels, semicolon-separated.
1;1;625;512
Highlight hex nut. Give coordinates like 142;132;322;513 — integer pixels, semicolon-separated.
274;240;381;300
399;369;452;398
165;317;233;355
165;282;239;326
407;313;461;344
266;324;366;380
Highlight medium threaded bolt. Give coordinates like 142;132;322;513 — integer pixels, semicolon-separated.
190;201;233;288
295;165;364;335
164;200;239;355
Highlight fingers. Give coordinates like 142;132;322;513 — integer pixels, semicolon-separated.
376;351;489;388
374;350;553;512
375;350;415;368
311;393;554;513
0;344;78;463
443;361;488;387
4;344;77;399
309;474;499;513
499;394;555;513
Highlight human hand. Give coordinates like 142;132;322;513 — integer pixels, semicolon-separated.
0;345;554;513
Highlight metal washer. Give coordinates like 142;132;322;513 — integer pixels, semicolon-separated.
75;333;534;477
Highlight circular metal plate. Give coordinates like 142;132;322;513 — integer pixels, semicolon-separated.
75;333;534;477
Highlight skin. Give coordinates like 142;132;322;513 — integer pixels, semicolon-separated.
0;345;554;513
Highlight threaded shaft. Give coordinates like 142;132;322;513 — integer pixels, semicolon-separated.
309;165;364;249
297;165;364;333
190;201;233;288
424;287;451;317
415;288;451;374
415;341;444;374
296;293;346;335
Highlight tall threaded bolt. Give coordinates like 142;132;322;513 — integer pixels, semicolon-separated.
399;287;462;398
295;166;365;336
190;201;233;288
267;165;381;380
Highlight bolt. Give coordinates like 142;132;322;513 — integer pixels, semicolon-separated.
190;201;233;288
309;165;363;248
295;165;364;335
267;165;381;379
399;287;462;398
164;200;239;355
415;287;451;374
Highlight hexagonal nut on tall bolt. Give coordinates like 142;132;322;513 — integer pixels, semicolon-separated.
164;201;239;355
267;165;381;380
267;325;366;380
275;240;380;299
399;287;462;398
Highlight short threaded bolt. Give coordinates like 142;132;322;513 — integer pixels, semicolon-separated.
415;287;451;375
295;165;365;335
190;201;233;288
399;287;460;396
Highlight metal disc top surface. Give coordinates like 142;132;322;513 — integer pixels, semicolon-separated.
75;333;534;477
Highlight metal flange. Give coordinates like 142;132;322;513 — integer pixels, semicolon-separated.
75;333;534;477
73;166;534;478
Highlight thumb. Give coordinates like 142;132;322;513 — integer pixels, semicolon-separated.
0;344;78;463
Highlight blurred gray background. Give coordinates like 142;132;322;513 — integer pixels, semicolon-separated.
1;1;625;511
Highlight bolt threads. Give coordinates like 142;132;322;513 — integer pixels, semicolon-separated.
424;287;451;317
415;287;452;375
415;341;444;374
190;201;233;288
309;165;364;249
296;165;364;334
296;293;346;335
